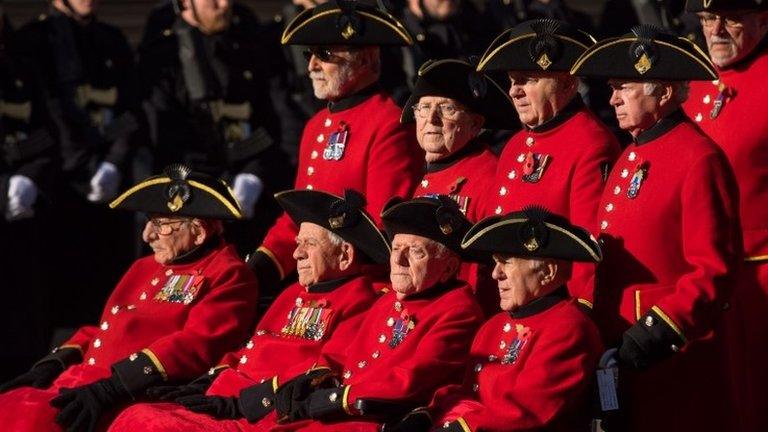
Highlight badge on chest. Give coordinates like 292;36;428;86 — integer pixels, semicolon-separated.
387;302;415;349
154;273;205;305
500;323;531;365
627;160;649;199
281;298;333;341
323;121;349;161
521;152;551;183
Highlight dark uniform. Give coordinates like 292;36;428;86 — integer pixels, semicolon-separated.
572;26;744;432
14;7;139;328
0;16;58;380
0;167;259;432
137;1;292;255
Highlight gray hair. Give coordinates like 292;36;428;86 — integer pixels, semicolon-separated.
325;229;344;247
643;81;690;104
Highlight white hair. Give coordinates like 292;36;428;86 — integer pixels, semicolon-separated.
643;81;691;104
325;229;344;247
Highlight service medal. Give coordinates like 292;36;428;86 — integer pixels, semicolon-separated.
323;121;349;161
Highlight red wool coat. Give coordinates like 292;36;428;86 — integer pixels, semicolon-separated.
413;144;499;316
482;97;620;308
0;241;258;432
431;289;603;432
257;88;423;279
263;282;484;432
106;275;379;432
684;48;768;430
593;112;743;432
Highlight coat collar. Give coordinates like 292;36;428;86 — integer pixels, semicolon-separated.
402;278;464;301
424;141;483;174
526;94;584;134
509;285;569;319
168;235;221;265
634;109;687;146
328;83;381;113
307;275;356;294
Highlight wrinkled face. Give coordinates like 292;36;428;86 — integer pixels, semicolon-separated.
608;80;662;136
699;11;768;68
142;216;200;265
54;0;98;17
507;72;574;127
390;233;457;299
186;0;232;34
491;255;546;311
421;0;461;20
293;222;346;287
415;96;483;163
307;47;369;101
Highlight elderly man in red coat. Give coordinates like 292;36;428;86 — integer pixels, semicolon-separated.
683;1;768;428
0;165;259;432
392;208;604;432
571;25;743;431
401;58;516;315
248;1;423;295
477;19;620;310
244;196;484;431
105;189;391;431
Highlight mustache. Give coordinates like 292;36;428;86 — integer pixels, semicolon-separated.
309;72;327;80
710;36;733;44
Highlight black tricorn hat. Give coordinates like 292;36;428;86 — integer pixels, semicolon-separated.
381;195;481;260
477;19;596;73
461;206;602;264
275;188;391;264
109;164;242;219
570;25;717;81
400;59;518;130
686;0;767;12
281;0;412;46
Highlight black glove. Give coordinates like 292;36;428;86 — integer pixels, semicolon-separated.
0;361;63;393
384;409;432;432
618;309;685;370
176;394;242;419
146;370;219;401
275;369;337;423
50;375;129;432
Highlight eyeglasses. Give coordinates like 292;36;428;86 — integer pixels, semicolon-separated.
411;103;465;120
698;13;746;29
302;48;345;63
146;218;190;236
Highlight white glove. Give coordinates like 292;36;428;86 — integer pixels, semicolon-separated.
87;161;121;203
233;173;263;219
5;175;38;221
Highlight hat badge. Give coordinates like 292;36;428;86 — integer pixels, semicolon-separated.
341;23;356;40
537;53;553;70
703;0;712;8
634;52;652;74
164;164;192;212
329;213;346;229
168;193;184;212
523;235;540;252
440;223;454;235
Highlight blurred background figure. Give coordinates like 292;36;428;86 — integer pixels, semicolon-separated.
137;0;292;257
0;2;59;381
12;0;140;344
